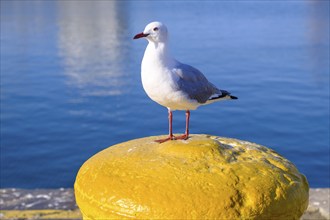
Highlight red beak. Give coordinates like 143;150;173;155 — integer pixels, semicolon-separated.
133;32;149;39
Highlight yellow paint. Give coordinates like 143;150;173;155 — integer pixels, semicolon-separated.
0;209;81;219
75;134;309;219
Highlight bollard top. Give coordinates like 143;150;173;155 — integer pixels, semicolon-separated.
74;134;309;219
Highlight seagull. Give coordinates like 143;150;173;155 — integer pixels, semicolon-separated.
134;21;237;143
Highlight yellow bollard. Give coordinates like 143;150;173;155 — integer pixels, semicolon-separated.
74;135;309;219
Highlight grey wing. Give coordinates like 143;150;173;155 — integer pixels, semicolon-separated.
174;63;221;103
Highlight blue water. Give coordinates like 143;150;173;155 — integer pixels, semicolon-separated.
1;1;329;188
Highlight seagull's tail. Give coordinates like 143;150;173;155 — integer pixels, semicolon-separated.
208;90;238;102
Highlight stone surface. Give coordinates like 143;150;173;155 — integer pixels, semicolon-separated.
302;188;330;220
74;134;309;219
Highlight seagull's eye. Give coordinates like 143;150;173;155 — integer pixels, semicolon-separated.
153;27;159;31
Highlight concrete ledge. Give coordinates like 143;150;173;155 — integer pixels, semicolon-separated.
0;210;81;220
0;188;329;219
301;188;330;220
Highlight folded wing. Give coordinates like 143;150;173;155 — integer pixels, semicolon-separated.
174;63;228;103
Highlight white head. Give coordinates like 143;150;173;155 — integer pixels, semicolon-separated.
133;21;168;43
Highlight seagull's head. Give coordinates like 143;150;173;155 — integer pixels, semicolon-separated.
133;21;168;43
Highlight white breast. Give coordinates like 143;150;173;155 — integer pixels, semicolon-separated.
142;64;199;110
140;43;200;110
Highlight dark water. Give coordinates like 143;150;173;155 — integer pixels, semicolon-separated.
1;1;329;188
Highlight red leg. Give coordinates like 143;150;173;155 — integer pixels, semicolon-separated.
176;110;190;140
169;109;173;138
155;109;175;143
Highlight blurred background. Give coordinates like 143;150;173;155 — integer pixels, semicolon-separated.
1;1;329;188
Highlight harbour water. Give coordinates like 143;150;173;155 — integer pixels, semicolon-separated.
1;1;329;188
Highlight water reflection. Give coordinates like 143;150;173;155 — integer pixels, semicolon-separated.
57;1;129;96
306;0;330;83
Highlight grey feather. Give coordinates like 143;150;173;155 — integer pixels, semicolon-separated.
173;63;221;103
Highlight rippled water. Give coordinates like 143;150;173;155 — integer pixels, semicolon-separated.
1;1;329;188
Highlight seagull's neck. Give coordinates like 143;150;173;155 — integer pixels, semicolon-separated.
143;41;176;68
